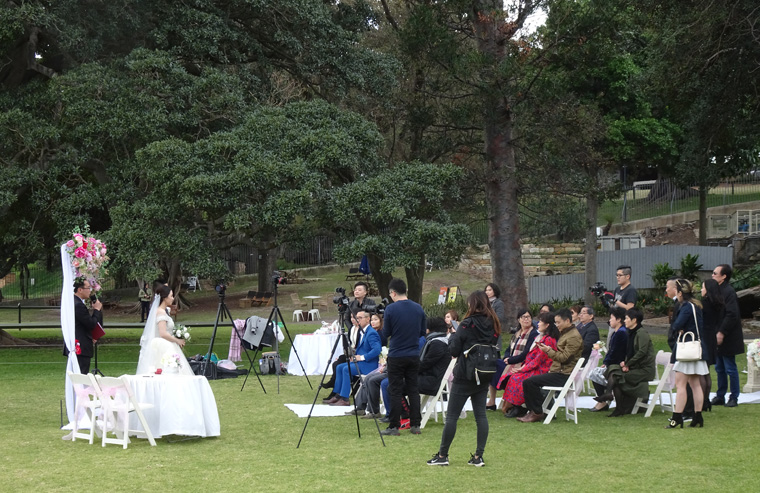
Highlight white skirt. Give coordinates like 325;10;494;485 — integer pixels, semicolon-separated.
673;360;709;375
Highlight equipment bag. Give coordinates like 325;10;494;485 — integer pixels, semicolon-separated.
462;343;500;385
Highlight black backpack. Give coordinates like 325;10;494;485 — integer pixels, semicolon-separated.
462;343;500;385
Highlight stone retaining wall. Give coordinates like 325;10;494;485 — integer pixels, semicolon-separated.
459;243;586;277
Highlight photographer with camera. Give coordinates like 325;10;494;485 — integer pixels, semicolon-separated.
348;281;376;317
613;265;637;310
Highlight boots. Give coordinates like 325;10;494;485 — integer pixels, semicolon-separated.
665;412;683;429
594;375;616;403
689;412;704;428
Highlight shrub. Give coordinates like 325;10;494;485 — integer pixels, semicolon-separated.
650;262;677;290
679;254;702;281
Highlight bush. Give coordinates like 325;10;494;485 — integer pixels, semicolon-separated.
733;264;760;290
650;262;677;290
679;254;702;281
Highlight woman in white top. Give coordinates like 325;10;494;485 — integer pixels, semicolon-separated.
136;285;194;376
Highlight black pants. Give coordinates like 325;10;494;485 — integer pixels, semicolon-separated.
439;379;489;457
523;372;569;415
77;355;91;375
387;356;421;428
140;301;150;321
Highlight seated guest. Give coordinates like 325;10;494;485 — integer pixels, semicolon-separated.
486;308;537;410
325;311;381;406
539;303;554;315
517;308;583;423
501;311;559;417
418;318;451;395
590;307;629;412
594;308;655;417
576;306;600;366
445;310;459;335
570;305;582;325
322;313;362;402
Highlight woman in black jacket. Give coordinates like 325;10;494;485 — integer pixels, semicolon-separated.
427;291;500;467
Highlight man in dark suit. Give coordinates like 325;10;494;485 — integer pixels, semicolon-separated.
711;264;744;408
72;278;103;374
576;306;600;367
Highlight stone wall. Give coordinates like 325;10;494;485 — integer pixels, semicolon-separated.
459;243;586;277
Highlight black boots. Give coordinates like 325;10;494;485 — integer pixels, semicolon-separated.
689;412;704;428
665;412;683;429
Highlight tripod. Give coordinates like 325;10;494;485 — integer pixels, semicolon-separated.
296;307;385;448
240;274;312;393
203;287;266;393
91;342;104;376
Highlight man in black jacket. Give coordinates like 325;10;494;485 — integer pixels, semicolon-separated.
711;264;744;408
418;318;451;395
576;306;600;367
72;278;103;374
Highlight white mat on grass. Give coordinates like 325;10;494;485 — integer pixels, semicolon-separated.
284;392;760;418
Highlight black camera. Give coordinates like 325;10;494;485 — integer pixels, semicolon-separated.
371;298;390;315
272;271;286;286
589;282;613;309
215;280;227;296
333;287;350;311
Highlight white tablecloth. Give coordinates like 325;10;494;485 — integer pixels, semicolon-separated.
287;333;341;376
121;374;220;438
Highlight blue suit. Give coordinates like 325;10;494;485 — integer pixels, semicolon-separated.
334;326;381;399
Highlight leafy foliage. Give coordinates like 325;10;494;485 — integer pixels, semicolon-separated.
678;254;702;281
650;262;677;290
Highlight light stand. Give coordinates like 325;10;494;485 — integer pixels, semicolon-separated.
91;342;104;376
203;284;266;393
296;305;385;448
240;273;312;393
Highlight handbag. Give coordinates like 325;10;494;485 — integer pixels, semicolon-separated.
675;303;702;362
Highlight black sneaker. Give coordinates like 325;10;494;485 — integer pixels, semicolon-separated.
427;453;449;466
380;427;400;436
467;454;484;467
410;426;421;435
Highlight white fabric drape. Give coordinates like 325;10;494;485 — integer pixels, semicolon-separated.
60;243;80;426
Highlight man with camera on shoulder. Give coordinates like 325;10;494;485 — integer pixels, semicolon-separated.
613;265;637;310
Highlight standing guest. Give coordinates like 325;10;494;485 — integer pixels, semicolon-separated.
445;310;460;335
69;278;103;374
427;291;500;467
700;279;724;409
381;278;427;436
349;281;376;317
596;308;655;417
710;264;744;408
613;265;637;310
576;306;600;366
326;310;381;406
486;308;537;410
666;277;695;417
501;311;559;418
590;307;629;412
665;280;708;428
517;308;583;423
138;282;152;323
485;283;508;352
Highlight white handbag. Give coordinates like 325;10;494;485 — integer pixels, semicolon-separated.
676;303;702;362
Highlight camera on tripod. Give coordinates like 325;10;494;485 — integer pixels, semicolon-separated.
369;297;390;315
272;271;286;286
589;282;614;309
333;287;350;312
215;280;227;296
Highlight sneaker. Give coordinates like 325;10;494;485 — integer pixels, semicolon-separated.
467;454;484;467
410;426;421;435
361;412;382;419
380;427;400;436
379;416;390;423
344;408;366;416
427;453;449;466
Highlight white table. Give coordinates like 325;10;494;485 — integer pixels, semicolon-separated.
303;295;321;309
121;374;221;438
287;333;341;376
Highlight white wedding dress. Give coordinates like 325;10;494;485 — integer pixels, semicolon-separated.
136;298;194;376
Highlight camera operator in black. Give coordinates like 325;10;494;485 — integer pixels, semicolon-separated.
349;281;376;317
613;265;637;310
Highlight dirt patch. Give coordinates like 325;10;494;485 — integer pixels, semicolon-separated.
641;222;699;246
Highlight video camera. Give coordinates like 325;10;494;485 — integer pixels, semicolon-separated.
215;280;227;296
369;298;390;315
589;282;614;309
333;287;350;312
272;271;287;286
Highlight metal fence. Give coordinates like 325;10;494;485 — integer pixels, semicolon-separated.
528;245;733;303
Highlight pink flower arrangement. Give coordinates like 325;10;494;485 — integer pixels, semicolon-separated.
65;228;110;293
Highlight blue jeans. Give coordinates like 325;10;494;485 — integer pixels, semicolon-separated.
715;355;740;400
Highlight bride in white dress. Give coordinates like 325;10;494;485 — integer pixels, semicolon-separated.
136;285;194;376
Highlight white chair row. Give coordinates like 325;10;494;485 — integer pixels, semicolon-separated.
631;350;676;417
420;358;457;428
541;358;586;424
68;372;156;449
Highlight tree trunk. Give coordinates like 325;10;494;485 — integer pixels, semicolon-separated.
473;1;528;318
698;185;707;245
585;193;599;306
404;257;426;304
256;237;280;293
367;252;393;302
0;329;35;346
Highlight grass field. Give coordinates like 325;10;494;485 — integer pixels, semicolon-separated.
2;267;759;492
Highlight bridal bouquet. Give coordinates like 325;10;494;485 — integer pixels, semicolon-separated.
593;340;607;354
161;352;182;369
173;324;191;342
65;227;109;292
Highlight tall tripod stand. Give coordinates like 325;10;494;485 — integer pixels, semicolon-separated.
240;273;312;393
296;306;385;448
204;285;266;393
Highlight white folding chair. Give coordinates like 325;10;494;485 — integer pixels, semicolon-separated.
67;372;102;444
631;351;676;417
95;376;157;448
541;358;585;424
583;349;602;394
420;358;457;429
